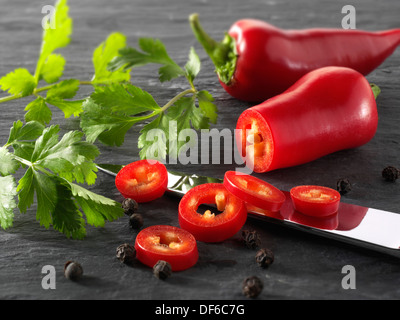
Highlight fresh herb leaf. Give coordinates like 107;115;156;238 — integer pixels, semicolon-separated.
184;47;201;86
197;90;218;124
80;83;162;147
0;175;17;229
138;113;167;161
35;0;72;81
39;54;66;84
46;99;84;118
25;97;52;125
46;79;80;99
68;182;124;227
108;38;185;82
16;167;35;213
7;120;45;145
0;68;36;97
80;98;139;147
91;83;160;115
0;147;20;176
2;121;124;238
92;32;131;84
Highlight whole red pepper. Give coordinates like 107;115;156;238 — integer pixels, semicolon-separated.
236;66;378;173
190;14;400;102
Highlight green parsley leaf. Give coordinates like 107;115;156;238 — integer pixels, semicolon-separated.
197;90;218;124
31;126;99;185
36;0;72;81
91;83;160;115
6;121;45;162
0;68;36;97
25;97;52;125
7;120;45;145
108;38;185;82
80;83;162;147
68;182;124;227
92;32;131;84
0;147;20;176
39;54;66;84
80;98;140;147
0;175;17;229
4;121;124;238
184;47;201;86
46;79;80;99
46;99;84;118
16;167;35;214
138;113;167;161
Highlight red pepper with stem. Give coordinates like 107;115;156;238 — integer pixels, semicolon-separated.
190;13;400;102
236;66;379;173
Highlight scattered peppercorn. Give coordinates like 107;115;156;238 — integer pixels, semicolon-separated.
153;260;172;280
116;243;136;265
336;178;352;195
121;198;139;216
255;248;274;268
242;276;263;299
241;229;261;249
129;213;144;229
64;261;83;281
382;166;399;182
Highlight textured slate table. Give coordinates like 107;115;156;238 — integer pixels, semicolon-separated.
1;0;400;301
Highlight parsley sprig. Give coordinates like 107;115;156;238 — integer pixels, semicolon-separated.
0;0;131;124
0;120;124;238
81;40;218;161
0;0;219;238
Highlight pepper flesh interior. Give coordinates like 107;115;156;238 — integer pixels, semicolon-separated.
200;193;227;219
127;169;158;191
245;124;265;160
149;233;182;250
300;190;336;202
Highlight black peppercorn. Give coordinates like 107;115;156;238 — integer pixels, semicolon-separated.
116;243;136;265
241;229;261;249
336;178;352;195
122;198;139;216
382;166;399;182
129;213;144;229
255;248;274;268
153;260;172;280
242;276;263;299
64;261;83;281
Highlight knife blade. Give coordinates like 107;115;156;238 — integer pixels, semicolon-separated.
96;163;400;258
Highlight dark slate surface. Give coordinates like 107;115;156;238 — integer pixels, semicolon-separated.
1;0;400;301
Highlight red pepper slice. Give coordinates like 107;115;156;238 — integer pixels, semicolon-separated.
115;159;168;203
236;67;378;173
178;183;247;243
135;225;198;271
290;185;341;217
223;171;285;212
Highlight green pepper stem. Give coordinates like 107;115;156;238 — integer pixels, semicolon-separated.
189;13;237;84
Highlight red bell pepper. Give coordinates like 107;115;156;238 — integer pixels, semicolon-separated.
190;14;400;102
236;66;378;173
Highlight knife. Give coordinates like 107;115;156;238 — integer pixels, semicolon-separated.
96;163;400;258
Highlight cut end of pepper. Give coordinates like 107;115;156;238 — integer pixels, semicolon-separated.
189;13;237;85
236;109;274;173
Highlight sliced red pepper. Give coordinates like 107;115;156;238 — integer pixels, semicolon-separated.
236;67;378;173
223;171;285;212
115;159;168;203
178;183;247;243
290;185;341;217
135;225;198;271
